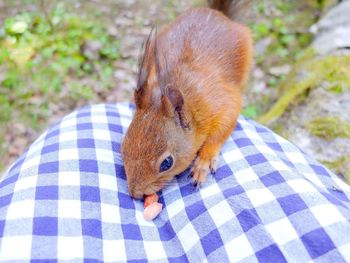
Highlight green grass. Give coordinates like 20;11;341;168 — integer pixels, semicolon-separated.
0;2;123;172
250;1;315;67
0;2;120;127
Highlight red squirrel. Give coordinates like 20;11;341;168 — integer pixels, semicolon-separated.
122;0;253;199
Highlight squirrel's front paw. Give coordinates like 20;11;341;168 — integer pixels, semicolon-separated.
191;154;218;188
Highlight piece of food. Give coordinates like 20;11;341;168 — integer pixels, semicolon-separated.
143;193;162;221
143;202;163;221
144;193;159;208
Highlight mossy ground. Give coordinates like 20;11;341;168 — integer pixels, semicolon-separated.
258;53;350;125
308;117;350;141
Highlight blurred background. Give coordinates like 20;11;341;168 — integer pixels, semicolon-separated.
0;0;349;183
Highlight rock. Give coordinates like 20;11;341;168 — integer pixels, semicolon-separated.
311;0;350;54
119;37;141;59
107;26;118;37
114;16;133;28
81;40;103;60
254;37;272;56
268;64;291;76
252;67;264;79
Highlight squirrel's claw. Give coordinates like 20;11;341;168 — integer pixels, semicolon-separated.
190;157;210;187
189;172;203;190
188;171;193;180
209;154;218;175
192;180;200;190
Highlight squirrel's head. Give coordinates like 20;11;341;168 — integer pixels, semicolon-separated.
121;28;198;199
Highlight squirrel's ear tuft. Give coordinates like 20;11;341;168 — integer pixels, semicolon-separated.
167;88;184;113
162;89;190;130
161;89;182;116
135;28;156;109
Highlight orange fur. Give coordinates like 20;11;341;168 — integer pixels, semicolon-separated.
122;5;253;198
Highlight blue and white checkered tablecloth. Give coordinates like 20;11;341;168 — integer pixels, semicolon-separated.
0;103;350;262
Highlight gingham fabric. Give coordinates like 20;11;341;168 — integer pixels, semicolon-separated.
0;103;350;262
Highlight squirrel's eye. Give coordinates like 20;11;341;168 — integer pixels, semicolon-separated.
159;155;173;172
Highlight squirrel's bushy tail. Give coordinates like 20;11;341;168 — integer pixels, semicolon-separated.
208;0;252;21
